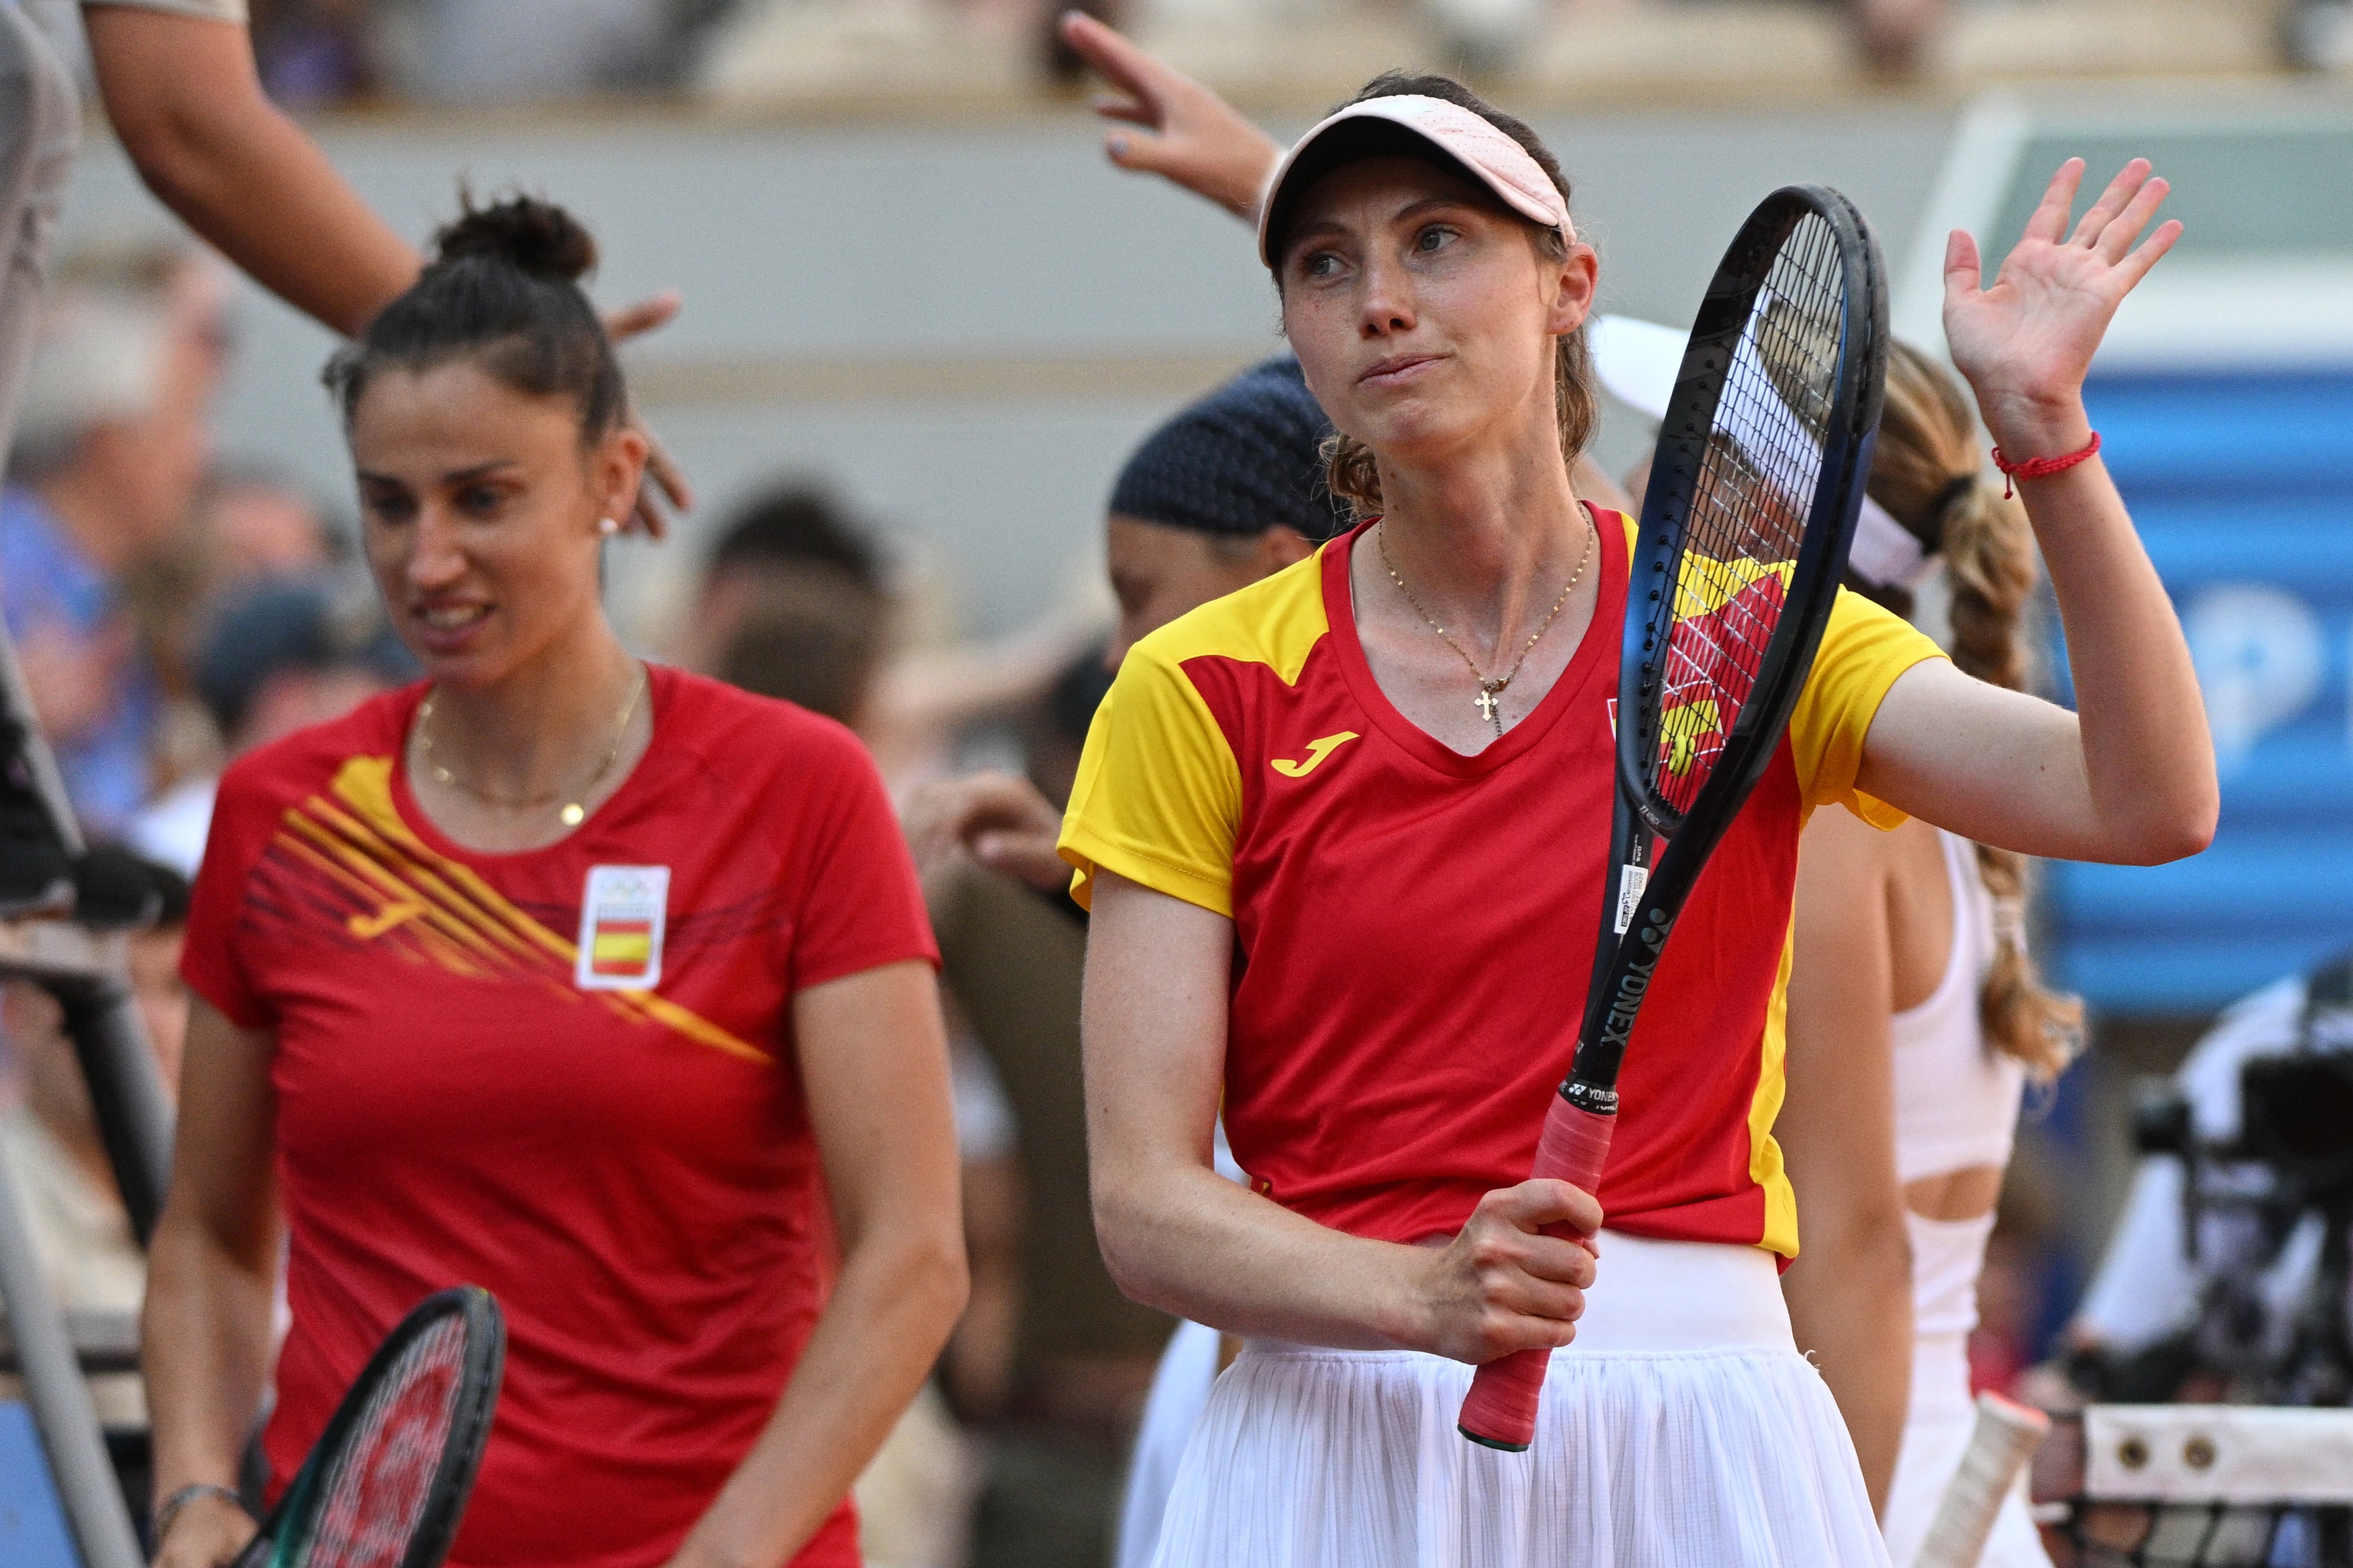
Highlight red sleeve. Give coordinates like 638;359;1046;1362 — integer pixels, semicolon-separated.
780;726;938;994
179;756;281;1031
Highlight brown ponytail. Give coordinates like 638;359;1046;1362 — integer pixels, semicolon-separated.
1306;73;1599;517
1875;344;2084;1078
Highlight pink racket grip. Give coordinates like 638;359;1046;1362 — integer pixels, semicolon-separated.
1456;1098;1614;1452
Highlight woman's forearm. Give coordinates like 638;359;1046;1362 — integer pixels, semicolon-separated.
1782;1213;1913;1516
86;9;420;335
143;1219;280;1500
1997;402;2216;863
665;1224;967;1568
1097;1160;1436;1351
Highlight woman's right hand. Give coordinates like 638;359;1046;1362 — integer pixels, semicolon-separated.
1411;1179;1602;1365
1056;11;1281;222
153;1488;257;1568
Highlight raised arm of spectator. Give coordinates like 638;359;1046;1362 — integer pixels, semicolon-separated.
82;6;693;530
84;6;415;336
1059;11;1279;220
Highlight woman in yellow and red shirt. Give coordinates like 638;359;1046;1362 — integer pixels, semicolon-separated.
1063;72;2213;1567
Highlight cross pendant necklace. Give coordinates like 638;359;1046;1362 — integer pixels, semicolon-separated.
1379;519;1597;739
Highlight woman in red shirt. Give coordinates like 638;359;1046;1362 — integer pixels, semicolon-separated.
144;196;966;1568
1062;73;2213;1566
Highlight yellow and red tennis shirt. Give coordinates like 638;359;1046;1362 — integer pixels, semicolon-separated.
181;666;935;1568
1058;513;1943;1260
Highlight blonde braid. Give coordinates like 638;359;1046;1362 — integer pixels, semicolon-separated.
1879;345;2083;1077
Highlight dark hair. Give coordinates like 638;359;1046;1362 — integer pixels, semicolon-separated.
1111;357;1349;545
717;599;885;727
1295;73;1599;517
195;579;416;740
707;484;886;594
325;192;625;441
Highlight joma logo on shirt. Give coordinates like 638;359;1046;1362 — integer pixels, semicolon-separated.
1271;732;1360;778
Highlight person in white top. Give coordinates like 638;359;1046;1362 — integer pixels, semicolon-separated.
1777;342;2085;1568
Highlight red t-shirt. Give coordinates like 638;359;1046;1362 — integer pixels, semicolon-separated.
1058;516;1942;1258
182;666;937;1568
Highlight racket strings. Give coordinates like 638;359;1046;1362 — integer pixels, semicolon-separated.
1640;209;1849;815
299;1314;470;1568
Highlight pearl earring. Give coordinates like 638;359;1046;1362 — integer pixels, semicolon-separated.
597;517;620;536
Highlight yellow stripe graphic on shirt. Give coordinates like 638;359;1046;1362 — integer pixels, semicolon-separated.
265;756;768;1065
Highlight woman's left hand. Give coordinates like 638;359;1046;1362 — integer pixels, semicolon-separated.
601;290;695;539
1942;157;2181;451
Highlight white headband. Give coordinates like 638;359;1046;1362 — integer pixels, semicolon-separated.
1588;313;1941;593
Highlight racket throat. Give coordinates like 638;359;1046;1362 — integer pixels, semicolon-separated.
1611;857;1650;936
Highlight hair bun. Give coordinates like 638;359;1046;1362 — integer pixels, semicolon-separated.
431;192;597;284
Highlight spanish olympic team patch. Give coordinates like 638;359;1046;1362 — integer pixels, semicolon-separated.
576;865;671;991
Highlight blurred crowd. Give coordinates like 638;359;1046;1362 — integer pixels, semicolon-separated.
18;0;2350;111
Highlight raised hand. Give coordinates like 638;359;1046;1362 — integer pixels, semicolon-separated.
1058;11;1281;221
599;289;694;539
902;770;1069;891
1942;157;2181;455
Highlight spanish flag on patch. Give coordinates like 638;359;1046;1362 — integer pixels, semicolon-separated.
576;866;669;991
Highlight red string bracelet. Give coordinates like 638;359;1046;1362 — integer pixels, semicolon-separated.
1990;431;2100;499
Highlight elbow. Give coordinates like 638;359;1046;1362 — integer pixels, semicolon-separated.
106;81;247;219
114;106;207;214
1089;1181;1172;1314
925;1229;973;1330
2116;796;2219;866
868;1218;969;1338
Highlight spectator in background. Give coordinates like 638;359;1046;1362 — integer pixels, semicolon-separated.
198;463;337;590
2;287;214;831
691;484;888;670
401;0;678;101
687;479;1094;788
0;857;189;1424
905;355;1348;1568
713;526;1020;1568
129;577;414;877
678;482;888;680
58;237;239;404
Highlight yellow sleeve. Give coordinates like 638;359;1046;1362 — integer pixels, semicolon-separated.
1788;587;1948;828
1057;637;1242;917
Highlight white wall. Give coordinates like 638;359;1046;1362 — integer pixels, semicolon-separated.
55;101;1958;643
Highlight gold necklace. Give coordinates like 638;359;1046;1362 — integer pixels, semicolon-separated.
1378;516;1596;737
417;663;647;828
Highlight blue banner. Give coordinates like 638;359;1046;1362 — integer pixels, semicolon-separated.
2047;370;2353;1013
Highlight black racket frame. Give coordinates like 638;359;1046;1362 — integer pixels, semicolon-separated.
236;1285;506;1568
1563;183;1890;1117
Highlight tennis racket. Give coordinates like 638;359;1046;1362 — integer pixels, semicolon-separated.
1457;183;1890;1451
233;1286;506;1568
1912;1392;2050;1568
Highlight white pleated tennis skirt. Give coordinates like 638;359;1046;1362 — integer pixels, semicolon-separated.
1148;1230;1891;1568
